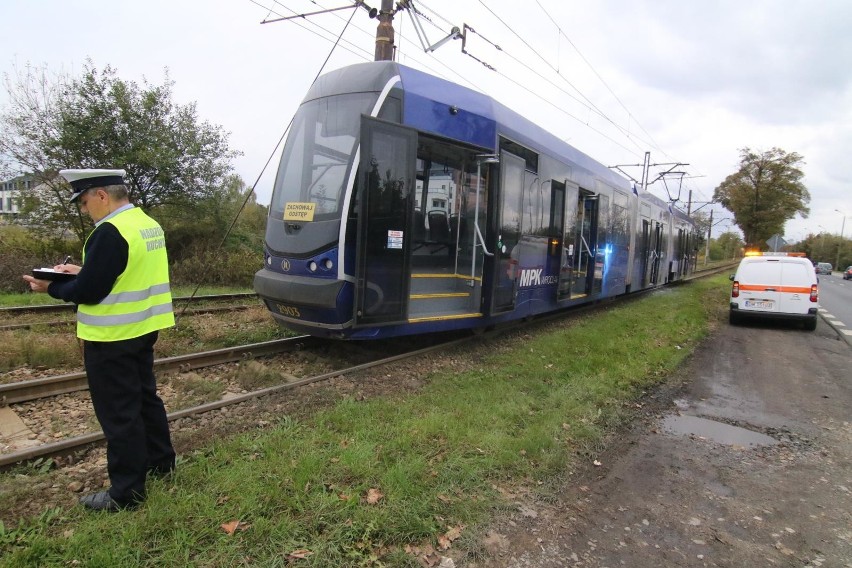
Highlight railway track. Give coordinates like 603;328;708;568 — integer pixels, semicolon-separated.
1;265;734;470
0;292;257;317
0;303;257;332
0;336;322;406
0;333;470;468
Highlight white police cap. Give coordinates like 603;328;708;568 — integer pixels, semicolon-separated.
59;169;127;204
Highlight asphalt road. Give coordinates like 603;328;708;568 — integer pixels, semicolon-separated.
473;308;852;567
819;273;852;345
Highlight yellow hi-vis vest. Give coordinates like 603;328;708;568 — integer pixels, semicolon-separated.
76;207;175;341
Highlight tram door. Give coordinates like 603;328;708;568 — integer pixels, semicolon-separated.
492;151;525;312
571;192;599;298
649;222;664;285
354;117;417;325
639;218;651;287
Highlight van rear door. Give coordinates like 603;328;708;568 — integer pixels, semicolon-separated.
778;261;813;316
738;260;782;313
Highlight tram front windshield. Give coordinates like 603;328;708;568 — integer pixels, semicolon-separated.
271;92;377;219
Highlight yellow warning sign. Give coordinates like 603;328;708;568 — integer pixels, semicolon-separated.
283;202;316;221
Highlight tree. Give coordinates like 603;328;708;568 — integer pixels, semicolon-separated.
710;231;744;261
0;60;241;241
713;147;809;249
159;173;267;259
689;211;711;249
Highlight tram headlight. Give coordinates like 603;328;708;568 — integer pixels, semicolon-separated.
324;258;333;270
308;261;318;272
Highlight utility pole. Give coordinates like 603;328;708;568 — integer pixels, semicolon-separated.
704;209;713;265
374;0;396;61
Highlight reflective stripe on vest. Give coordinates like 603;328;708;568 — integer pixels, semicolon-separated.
77;301;173;326
77;207;175;341
96;283;172;306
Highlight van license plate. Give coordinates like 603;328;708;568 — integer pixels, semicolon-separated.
744;300;773;310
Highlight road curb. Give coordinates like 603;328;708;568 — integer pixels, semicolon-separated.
818;311;852;348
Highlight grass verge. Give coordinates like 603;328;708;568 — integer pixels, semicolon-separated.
0;276;728;567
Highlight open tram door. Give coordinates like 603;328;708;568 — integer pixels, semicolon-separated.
354;117;417;326
639;218;649;286
649;222;664;285
570;190;601;298
491;150;525;313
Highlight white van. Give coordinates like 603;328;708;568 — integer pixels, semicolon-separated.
729;253;819;331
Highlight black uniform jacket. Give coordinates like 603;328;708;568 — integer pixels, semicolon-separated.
48;222;129;306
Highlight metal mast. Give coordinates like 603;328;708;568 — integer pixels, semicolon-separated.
374;0;396;61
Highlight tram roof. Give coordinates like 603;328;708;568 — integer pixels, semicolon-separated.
307;61;631;192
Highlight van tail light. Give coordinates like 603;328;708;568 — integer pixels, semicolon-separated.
810;284;818;302
731;281;740;298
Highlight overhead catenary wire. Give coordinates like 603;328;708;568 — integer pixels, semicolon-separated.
472;0;712;205
269;0;484;91
249;0;374;61
533;1;712;203
257;0;715;209
408;0;668;160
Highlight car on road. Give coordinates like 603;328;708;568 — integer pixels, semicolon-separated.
730;252;819;331
815;262;833;275
844;266;852;280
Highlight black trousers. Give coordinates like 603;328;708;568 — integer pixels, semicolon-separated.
84;331;175;504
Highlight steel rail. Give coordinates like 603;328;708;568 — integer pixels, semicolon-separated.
0;292;257;317
0;304;255;332
0;334;474;467
0;335;316;405
0;265;736;468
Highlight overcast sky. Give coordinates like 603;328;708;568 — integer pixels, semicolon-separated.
1;0;850;244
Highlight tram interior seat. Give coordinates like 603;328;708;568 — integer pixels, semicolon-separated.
450;215;466;248
412;209;450;255
427;210;451;254
413;209;427;243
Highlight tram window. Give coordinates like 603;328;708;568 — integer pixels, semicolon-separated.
612;191;630;247
550;181;565;238
271;92;376;217
499;138;538;173
523;170;548;236
377;95;402;122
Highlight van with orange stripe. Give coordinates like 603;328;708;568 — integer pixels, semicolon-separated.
729;252;819;331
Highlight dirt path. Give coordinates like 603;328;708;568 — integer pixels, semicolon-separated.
474;318;852;567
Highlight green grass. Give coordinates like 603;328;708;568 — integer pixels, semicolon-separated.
0;276;728;567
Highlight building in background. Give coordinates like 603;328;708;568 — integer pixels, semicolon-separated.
0;174;32;221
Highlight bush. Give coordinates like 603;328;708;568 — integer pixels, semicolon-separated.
0;225;77;293
169;247;262;287
0;224;261;292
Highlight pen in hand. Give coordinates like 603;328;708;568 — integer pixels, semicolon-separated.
62;256;72;265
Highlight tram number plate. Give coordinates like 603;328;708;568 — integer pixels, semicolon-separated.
744;300;774;310
275;303;301;318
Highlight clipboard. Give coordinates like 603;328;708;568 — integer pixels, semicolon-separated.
32;268;76;282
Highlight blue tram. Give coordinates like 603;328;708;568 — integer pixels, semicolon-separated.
254;61;697;339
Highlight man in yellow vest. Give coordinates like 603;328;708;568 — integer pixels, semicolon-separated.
24;169;176;511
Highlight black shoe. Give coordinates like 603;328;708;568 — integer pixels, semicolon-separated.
79;491;137;512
